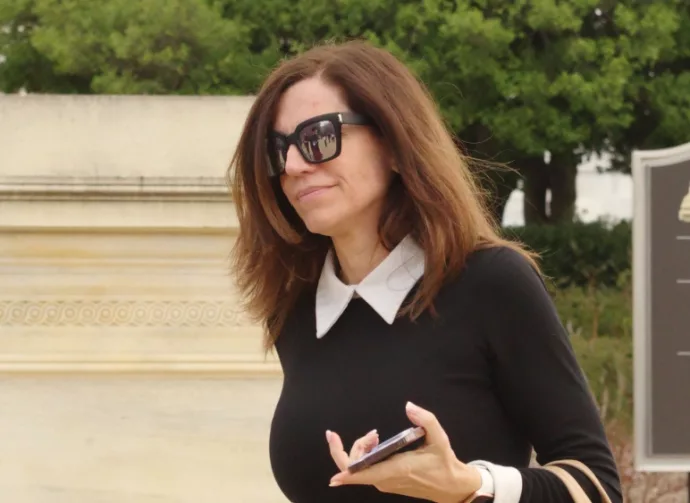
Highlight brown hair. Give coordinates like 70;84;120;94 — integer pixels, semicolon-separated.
228;40;539;350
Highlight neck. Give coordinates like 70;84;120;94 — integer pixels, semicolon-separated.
331;231;390;285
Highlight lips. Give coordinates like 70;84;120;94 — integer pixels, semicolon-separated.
296;185;334;201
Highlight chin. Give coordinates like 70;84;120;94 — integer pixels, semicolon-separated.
300;212;346;238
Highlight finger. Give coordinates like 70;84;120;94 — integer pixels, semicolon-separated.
404;401;450;448
326;430;350;471
349;429;379;462
331;450;411;487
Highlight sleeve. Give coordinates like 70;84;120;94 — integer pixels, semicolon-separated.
472;247;622;503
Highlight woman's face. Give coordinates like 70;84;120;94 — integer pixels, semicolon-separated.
274;77;394;239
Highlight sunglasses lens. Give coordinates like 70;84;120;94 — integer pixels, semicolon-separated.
268;136;288;176
298;120;337;163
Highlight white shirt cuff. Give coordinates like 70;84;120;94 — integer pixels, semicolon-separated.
468;460;523;503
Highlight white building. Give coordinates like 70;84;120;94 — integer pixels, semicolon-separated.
503;154;633;227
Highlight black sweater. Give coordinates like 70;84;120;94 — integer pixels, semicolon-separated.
269;246;622;503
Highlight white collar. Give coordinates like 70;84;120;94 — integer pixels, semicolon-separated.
315;235;425;338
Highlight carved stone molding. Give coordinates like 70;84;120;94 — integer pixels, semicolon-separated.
0;299;247;327
0;175;237;231
0;171;271;375
0;175;230;202
0;296;279;374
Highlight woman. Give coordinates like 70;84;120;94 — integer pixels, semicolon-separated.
228;41;622;503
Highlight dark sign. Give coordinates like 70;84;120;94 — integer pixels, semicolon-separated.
633;143;690;471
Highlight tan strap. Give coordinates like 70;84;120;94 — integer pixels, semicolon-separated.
546;459;613;503
542;465;592;503
543;459;613;503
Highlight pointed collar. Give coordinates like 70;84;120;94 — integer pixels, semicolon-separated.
315;235;425;338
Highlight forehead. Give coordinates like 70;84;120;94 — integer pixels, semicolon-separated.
273;77;350;134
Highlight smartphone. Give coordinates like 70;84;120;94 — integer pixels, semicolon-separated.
347;426;426;473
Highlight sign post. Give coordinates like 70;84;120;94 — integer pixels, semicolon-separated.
633;141;690;475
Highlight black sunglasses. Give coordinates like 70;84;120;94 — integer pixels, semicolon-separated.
266;112;372;177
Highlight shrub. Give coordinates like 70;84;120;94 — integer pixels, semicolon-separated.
504;220;632;288
553;281;633;430
551;273;632;342
571;334;633;430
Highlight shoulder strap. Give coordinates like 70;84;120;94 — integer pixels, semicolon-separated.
543;459;613;503
542;465;592;503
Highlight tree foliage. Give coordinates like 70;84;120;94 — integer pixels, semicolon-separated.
1;0;266;94
1;0;688;223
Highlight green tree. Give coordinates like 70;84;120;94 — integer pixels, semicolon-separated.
0;0;88;92
603;2;690;173
0;0;263;94
219;0;688;224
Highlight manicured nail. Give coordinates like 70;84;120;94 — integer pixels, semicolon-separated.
329;478;342;487
406;401;419;417
368;429;378;436
326;430;333;442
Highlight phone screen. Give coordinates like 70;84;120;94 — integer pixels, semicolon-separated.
347;426;425;473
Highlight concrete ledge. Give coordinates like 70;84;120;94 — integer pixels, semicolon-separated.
0;358;282;375
0;175;230;201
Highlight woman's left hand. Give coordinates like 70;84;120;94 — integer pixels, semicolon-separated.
326;401;482;503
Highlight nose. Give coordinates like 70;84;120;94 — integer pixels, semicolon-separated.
283;144;315;177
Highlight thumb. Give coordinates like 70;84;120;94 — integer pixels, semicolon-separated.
405;401;450;447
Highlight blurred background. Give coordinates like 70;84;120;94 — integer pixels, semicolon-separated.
0;0;689;501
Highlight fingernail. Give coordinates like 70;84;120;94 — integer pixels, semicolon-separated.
406;401;419;417
368;429;378;436
329;480;342;487
326;430;332;442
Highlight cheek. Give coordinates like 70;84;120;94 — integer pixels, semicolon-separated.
353;154;392;193
361;141;393;194
340;166;391;208
340;140;391;194
279;176;295;204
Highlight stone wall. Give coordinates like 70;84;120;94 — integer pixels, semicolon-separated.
0;94;287;502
